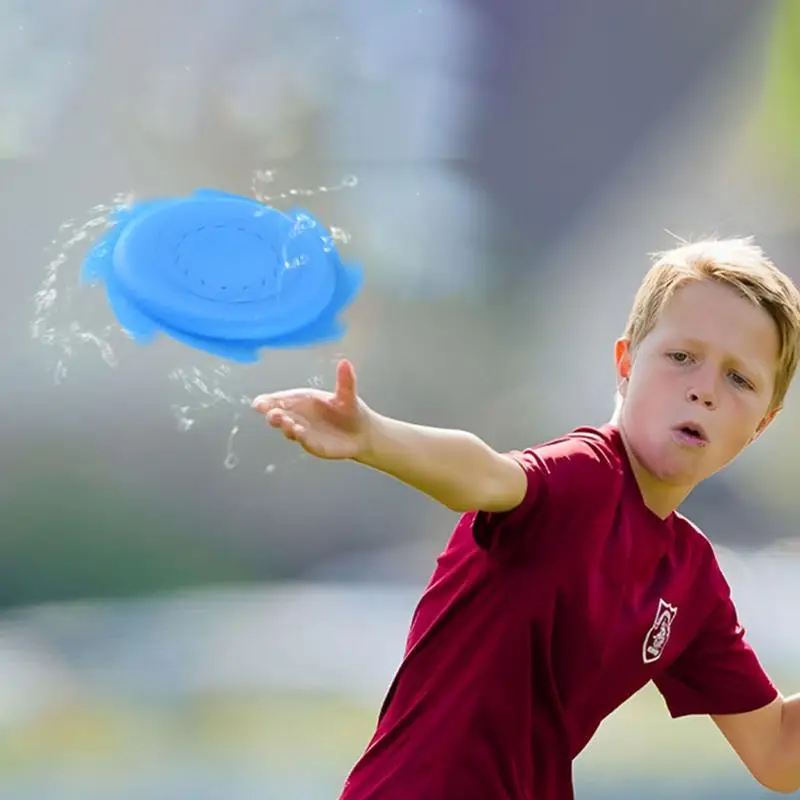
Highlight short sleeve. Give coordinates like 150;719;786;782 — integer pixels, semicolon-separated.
471;449;547;551
654;568;778;718
471;431;621;554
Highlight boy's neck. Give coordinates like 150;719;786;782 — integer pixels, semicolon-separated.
610;418;693;519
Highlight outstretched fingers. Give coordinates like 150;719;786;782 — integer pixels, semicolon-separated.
252;392;289;414
266;408;308;442
252;389;313;416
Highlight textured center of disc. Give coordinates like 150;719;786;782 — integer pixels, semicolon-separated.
174;224;281;302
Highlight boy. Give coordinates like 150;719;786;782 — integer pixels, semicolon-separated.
253;237;800;799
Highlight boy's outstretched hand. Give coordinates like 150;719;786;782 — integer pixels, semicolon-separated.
251;359;373;460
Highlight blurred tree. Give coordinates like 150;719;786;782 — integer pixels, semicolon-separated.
754;0;800;187
0;459;258;608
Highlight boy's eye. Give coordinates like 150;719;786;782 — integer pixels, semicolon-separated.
729;372;753;390
668;352;690;363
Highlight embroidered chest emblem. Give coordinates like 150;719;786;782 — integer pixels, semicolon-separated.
643;598;678;664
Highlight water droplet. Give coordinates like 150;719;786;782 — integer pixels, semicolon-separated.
330;226;351;244
100;343;118;367
284;254;309;270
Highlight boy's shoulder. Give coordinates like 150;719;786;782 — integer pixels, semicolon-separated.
514;424;628;512
521;423;624;466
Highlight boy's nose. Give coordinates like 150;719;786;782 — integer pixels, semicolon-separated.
686;388;716;410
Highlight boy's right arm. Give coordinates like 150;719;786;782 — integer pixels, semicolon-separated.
356;412;528;513
252;359;528;514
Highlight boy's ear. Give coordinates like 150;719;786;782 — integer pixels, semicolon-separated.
614;338;632;396
750;405;781;444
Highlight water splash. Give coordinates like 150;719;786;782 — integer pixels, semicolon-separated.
252;170;359;204
168;363;252;431
31;192;133;382
224;418;241;471
32;171;358;470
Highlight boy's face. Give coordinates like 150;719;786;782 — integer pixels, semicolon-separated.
615;279;780;512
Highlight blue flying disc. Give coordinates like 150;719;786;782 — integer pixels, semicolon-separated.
81;189;363;362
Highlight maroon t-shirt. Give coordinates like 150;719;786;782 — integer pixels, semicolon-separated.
339;425;777;800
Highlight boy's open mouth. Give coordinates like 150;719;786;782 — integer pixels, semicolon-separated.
673;422;709;446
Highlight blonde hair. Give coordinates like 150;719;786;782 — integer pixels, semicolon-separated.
623;236;800;411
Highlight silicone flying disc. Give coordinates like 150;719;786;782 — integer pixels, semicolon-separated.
81;189;363;362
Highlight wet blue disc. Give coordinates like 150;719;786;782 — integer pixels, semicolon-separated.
81;189;363;362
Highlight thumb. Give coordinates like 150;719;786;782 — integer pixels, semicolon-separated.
334;359;358;406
